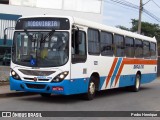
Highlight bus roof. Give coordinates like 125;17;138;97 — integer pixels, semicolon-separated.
18;15;156;43
73;17;156;43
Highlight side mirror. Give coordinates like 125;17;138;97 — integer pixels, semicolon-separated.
3;34;7;45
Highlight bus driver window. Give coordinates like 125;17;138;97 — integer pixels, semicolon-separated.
72;30;86;63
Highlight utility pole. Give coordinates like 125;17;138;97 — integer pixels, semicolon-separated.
138;0;143;34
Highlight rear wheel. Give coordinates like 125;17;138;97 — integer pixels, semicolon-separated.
131;74;141;92
40;93;51;97
84;77;96;100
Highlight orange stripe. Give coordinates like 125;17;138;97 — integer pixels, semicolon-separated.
114;61;124;86
105;58;118;88
114;58;157;86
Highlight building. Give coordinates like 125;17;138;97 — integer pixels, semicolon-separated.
0;0;103;66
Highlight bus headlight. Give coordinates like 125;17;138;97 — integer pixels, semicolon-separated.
51;71;69;82
11;69;21;80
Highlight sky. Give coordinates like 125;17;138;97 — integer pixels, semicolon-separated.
103;0;160;28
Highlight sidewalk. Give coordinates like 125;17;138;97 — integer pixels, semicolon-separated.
0;83;37;98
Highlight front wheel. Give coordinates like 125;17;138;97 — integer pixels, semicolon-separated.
131;74;141;92
84;77;96;100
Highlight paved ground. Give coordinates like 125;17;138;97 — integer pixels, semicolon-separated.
0;85;11;94
0;83;36;97
0;78;160;120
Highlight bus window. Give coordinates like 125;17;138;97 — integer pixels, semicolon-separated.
114;34;125;57
88;28;100;55
143;41;150;59
135;39;143;58
150;42;156;59
100;31;113;56
72;30;86;63
125;37;134;58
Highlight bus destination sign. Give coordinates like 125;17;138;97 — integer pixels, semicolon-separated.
15;17;70;30
24;20;60;29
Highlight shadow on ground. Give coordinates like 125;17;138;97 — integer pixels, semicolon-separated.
19;86;152;104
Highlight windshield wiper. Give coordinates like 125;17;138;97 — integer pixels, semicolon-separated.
24;29;34;41
40;29;55;43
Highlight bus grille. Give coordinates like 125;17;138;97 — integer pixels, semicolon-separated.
26;83;46;89
19;69;55;76
24;77;50;81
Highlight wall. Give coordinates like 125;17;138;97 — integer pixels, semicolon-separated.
0;4;103;23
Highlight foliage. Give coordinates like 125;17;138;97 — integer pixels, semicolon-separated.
116;25;130;31
117;19;160;55
130;19;160;41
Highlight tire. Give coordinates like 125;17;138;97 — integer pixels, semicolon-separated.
40;93;51;97
84;76;96;100
131;74;141;92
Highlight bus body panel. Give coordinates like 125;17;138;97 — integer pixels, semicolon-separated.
10;58;157;95
10;77;89;95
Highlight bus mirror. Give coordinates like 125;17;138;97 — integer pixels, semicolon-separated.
75;31;82;45
3;34;7;45
72;25;79;31
78;32;82;44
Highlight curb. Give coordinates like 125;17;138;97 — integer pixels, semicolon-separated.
0;82;9;86
0;92;37;98
0;82;37;98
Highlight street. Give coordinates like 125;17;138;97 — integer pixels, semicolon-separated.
0;78;160;120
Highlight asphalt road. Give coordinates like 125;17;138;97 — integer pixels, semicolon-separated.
0;78;160;120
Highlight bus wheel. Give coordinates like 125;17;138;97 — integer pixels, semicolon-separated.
131;74;141;92
40;93;51;97
84;77;96;100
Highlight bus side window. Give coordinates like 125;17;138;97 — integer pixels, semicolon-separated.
125;37;134;58
143;41;150;59
88;28;100;55
113;34;125;57
135;39;143;58
72;30;87;63
150;42;156;59
100;31;113;56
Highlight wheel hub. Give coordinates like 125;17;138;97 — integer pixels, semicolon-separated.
136;77;140;89
89;82;95;95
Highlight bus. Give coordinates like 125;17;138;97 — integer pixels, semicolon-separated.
10;15;157;100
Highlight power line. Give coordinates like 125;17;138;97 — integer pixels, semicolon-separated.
105;0;139;9
152;0;160;9
143;8;160;22
104;0;160;22
143;0;152;6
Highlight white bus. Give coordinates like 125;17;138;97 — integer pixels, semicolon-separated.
10;15;157;100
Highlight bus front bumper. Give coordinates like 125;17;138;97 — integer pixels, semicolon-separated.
10;77;89;95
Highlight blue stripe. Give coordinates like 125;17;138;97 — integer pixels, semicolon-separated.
10;77;89;95
110;58;123;87
10;73;157;95
119;73;157;87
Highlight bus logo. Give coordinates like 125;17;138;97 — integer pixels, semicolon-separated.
33;77;37;82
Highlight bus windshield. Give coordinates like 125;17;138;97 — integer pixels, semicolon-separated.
12;31;69;67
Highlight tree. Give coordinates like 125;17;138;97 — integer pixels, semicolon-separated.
117;19;160;40
116;25;130;31
117;19;160;55
130;19;160;41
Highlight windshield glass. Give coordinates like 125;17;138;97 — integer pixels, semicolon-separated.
12;31;69;67
6;54;11;58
